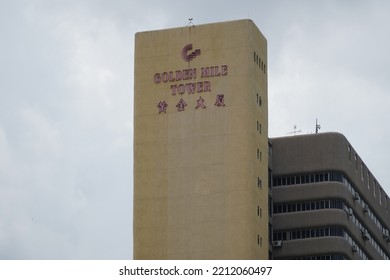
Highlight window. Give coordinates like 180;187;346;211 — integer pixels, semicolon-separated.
348;145;352;162
257;235;262;246
324;201;330;208
256;121;262;134
324;173;329;181
355;154;358;170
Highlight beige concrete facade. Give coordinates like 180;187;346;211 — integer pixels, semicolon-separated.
134;20;268;259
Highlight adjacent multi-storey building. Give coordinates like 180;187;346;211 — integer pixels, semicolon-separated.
270;133;390;259
133;19;390;260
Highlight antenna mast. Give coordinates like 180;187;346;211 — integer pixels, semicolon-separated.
316;119;321;134
288;125;301;135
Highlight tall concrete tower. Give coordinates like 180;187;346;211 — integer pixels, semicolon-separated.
134;19;268;259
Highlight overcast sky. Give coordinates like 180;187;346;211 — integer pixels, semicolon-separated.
1;0;390;259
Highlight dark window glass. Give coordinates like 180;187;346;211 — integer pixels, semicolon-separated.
291;231;297;240
325;201;330;208
324;173;329;181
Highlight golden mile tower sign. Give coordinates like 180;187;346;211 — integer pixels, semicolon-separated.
154;44;228;113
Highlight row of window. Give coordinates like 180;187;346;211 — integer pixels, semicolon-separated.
340;175;387;234
274;199;390;259
274;227;345;241
273;199;343;214
348;145;388;208
273;227;369;260
287;254;347;260
272;171;389;238
273;171;342;187
253;51;266;74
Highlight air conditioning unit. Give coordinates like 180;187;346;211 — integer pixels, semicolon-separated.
272;241;283;248
353;192;360;201
346;207;353;217
383;229;390;242
352;245;358;252
361;229;370;241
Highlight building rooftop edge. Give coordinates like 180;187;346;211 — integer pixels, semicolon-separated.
269;131;347;142
270;131;389;214
135;18;260;36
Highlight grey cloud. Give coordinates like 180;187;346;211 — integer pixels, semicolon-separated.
1;0;390;259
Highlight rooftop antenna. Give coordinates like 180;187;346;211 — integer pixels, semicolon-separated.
288;125;302;135
187;18;194;27
316;119;321;134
